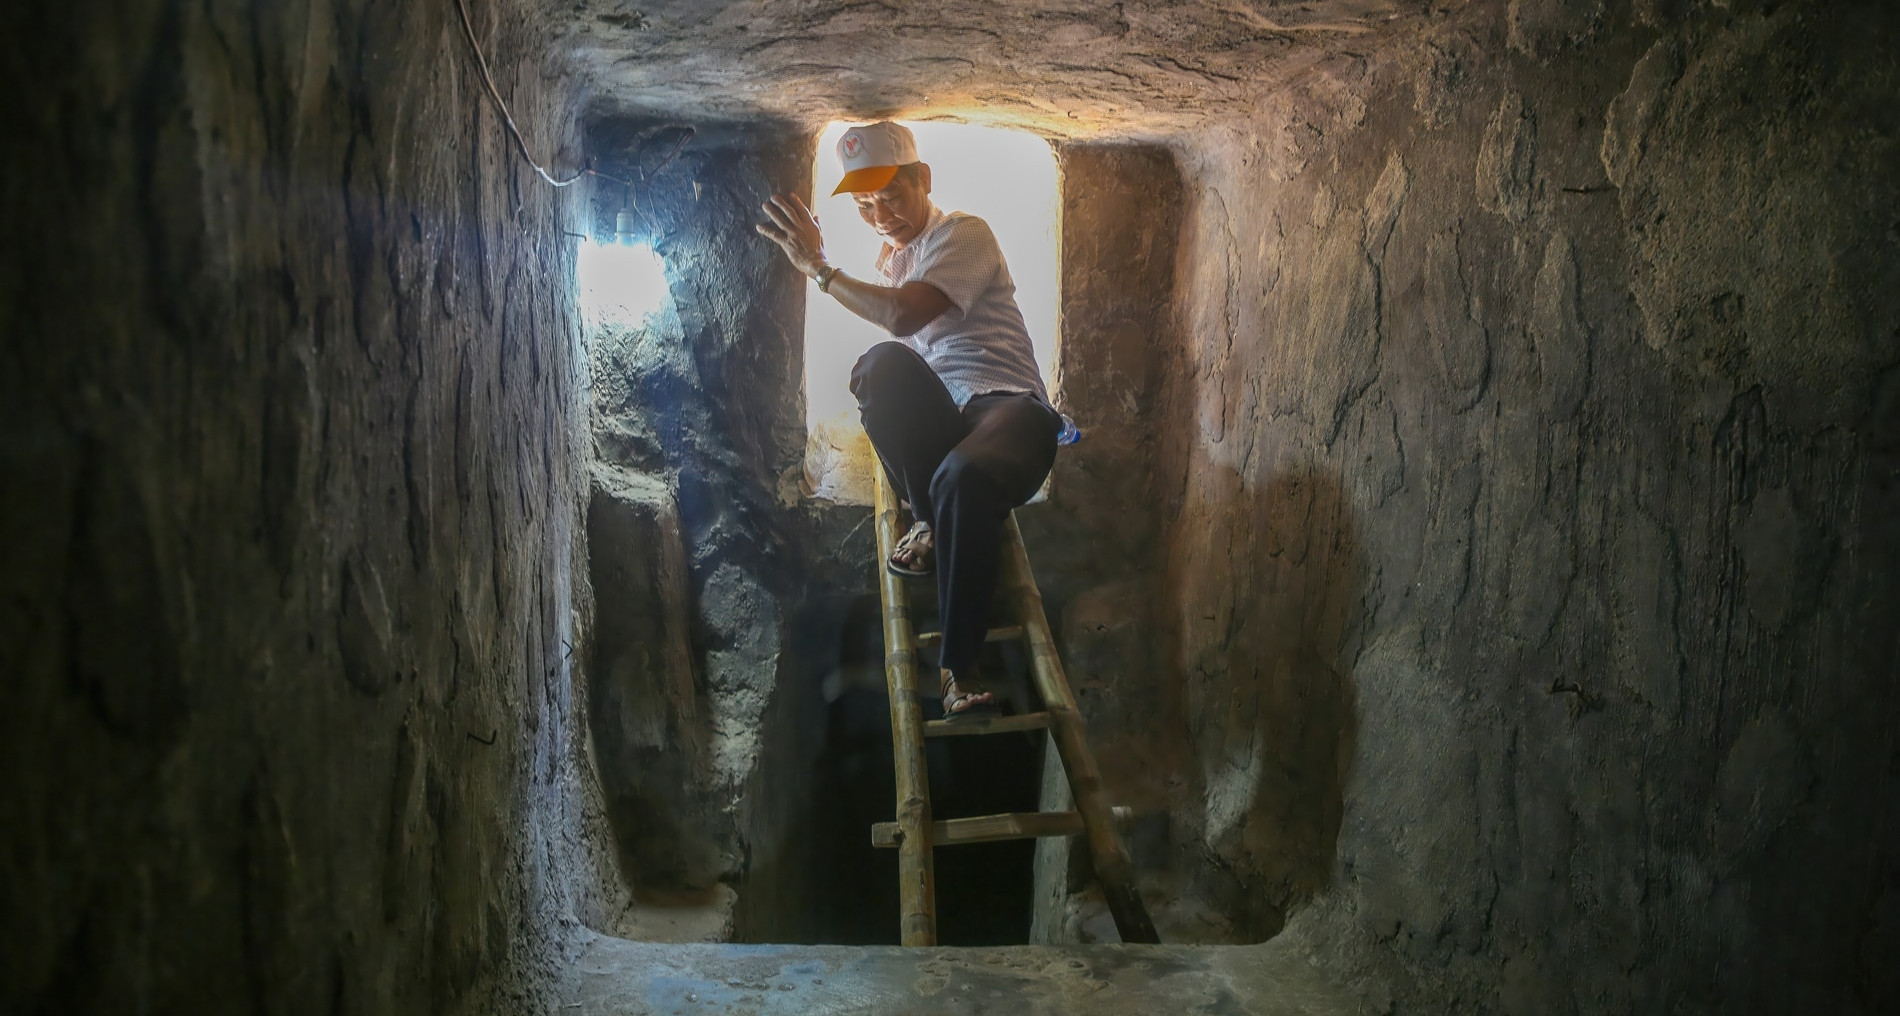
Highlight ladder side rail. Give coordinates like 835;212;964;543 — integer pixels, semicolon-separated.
873;471;938;946
998;514;1161;944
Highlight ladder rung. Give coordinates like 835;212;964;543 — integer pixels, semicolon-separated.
913;625;1024;648
871;806;1133;849
924;711;1050;738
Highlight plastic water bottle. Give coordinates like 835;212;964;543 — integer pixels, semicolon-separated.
1056;413;1083;446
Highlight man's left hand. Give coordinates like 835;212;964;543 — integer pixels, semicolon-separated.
756;193;827;278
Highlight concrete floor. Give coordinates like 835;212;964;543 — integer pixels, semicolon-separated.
561;932;1364;1016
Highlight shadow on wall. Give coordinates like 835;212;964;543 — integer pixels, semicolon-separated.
1170;460;1364;941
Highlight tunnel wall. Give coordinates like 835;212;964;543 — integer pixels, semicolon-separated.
1;1;623;1011
1150;1;1898;1011
583;122;869;942
1023;143;1202;941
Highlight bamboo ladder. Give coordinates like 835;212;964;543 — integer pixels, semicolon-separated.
869;469;1159;946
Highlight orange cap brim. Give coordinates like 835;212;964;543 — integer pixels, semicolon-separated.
832;164;901;196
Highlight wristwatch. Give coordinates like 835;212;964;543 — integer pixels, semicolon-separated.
815;264;839;293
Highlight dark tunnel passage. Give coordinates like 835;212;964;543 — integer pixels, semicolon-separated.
808;593;1047;946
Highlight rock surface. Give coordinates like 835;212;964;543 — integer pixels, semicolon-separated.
1133;3;1900;1012
2;0;625;1011
551;0;1426;135
588;466;736;927
582;121;879;941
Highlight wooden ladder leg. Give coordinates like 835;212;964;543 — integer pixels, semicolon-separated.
999;514;1160;944
873;471;937;946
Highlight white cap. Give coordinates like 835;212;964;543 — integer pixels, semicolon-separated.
831;122;919;196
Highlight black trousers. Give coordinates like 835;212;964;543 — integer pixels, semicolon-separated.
850;341;1060;677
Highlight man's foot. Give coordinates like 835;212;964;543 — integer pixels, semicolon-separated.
888;521;934;578
940;669;997;718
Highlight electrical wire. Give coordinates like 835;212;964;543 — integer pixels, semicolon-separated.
626;127;696;228
646;128;694;181
453;0;691;191
452;0;597;185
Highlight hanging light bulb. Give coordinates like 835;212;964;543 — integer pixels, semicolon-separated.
577;176;668;330
579;238;669;330
614;179;639;246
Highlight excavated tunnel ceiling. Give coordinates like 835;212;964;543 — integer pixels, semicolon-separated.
552;0;1433;135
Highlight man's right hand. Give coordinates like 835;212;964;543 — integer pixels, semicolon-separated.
756;193;827;278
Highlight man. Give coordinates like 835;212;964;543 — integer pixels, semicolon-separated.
756;121;1061;718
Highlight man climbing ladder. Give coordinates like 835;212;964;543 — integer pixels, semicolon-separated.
760;122;1156;946
757;121;1058;720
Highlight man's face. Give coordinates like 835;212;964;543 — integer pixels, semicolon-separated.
853;165;932;249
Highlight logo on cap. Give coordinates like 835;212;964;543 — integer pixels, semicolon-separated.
842;133;863;157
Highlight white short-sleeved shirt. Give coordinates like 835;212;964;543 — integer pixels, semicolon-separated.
876;207;1049;407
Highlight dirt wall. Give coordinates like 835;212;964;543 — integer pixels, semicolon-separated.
1023;142;1202;942
0;1;621;1011
1150;2;1899;1010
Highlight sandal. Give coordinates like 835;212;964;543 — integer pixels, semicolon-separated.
887;520;934;578
940;670;997;719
